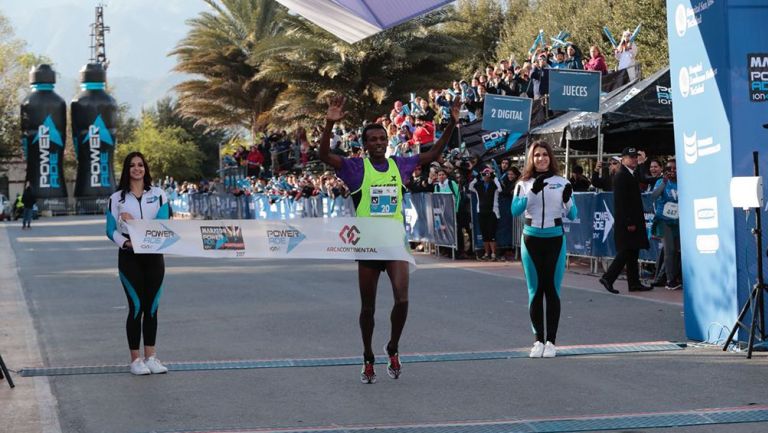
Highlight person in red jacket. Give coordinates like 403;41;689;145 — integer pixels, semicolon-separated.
246;144;264;177
408;116;435;154
584;45;608;74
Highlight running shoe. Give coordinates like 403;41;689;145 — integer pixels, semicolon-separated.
144;356;168;374
543;341;557;358
384;345;401;379
529;341;545;358
130;358;151;375
360;360;376;384
665;280;682;291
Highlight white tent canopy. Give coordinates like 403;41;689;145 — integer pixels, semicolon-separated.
275;0;455;43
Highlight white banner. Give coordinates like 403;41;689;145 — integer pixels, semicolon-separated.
125;217;415;267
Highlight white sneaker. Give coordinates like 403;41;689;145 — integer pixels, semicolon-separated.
529;341;545;358
144;356;168;374
543;341;557;358
130;358;151;375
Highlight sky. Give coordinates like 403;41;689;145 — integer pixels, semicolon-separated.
1;0;211;80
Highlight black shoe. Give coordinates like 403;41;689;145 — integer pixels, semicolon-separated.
628;283;653;292
599;277;619;294
651;279;667;287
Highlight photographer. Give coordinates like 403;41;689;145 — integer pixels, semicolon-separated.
469;167;502;261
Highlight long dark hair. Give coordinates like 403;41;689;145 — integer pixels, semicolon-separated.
521;140;560;181
117;151;152;193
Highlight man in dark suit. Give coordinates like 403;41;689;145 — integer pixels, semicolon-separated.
599;147;652;293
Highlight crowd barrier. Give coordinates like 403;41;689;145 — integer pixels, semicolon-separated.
168;190;663;263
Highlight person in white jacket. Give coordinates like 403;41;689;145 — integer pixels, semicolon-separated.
106;152;171;376
512;141;577;358
615;30;638;79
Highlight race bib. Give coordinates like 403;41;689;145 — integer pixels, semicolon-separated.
370;186;398;216
662;202;679;219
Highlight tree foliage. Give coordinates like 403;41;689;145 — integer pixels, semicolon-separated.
257;10;461;126
153;97;230;179
0;14;48;160
170;0;289;138
441;0;506;78
116;115;204;181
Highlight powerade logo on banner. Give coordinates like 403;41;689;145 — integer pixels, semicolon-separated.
481;130;521;151
141;224;180;251
656;85;672;105
83;115;113;188
201;226;245;250
748;53;768;102
593;200;614;243
266;224;305;253
32;115;63;188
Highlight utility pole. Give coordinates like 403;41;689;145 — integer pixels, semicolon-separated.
90;3;110;69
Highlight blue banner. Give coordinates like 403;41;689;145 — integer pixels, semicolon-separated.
563;193;595;256
548;69;602;112
668;0;738;342
432;193;457;247
481;94;532;133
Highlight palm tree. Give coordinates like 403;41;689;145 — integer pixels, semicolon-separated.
170;0;289;139
257;9;462;126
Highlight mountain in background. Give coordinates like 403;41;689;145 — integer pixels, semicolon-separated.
3;0;209;115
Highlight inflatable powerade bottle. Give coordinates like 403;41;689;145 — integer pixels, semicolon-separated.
72;63;117;199
20;64;67;203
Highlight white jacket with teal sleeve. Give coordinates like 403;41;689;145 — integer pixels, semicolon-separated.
511;174;577;237
106;186;170;248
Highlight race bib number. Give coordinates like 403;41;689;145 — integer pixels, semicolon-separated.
662;202;679;219
370;186;398;216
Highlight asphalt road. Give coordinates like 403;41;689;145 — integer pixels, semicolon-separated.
2;216;767;433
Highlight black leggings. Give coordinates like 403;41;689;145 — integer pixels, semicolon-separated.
118;249;165;350
522;235;564;344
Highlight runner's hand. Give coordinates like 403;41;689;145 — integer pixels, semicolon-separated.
326;95;348;122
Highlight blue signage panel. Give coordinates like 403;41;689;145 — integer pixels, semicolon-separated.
549;69;602;112
667;0;737;342
726;4;768;335
481;94;532;133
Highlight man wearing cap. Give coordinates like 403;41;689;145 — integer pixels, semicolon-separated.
599;147;652;293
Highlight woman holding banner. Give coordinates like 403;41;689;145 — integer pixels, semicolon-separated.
319;95;460;384
512;141;577;358
106;152;172;375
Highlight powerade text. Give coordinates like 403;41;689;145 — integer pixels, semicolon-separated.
89;125;110;187
38;125;60;188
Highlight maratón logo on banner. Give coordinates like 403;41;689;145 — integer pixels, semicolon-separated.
201;226;245;251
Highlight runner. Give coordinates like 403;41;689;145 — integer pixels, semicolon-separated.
512;141;577;358
319;95;461;383
106;152;172;375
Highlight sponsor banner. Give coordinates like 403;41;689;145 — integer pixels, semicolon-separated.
548;69;602;112
668;0;737;341
431;193;457;247
481;94;532;133
748;53;768;103
126;217;415;267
